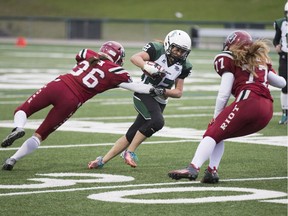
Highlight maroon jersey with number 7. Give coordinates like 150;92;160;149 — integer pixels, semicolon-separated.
204;51;274;143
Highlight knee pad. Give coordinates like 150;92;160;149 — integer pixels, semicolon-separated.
126;130;136;143
139;118;165;137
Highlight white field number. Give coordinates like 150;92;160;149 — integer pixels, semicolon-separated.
0;173;286;204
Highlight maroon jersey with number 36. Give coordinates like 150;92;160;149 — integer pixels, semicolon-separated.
60;49;132;103
15;49;132;140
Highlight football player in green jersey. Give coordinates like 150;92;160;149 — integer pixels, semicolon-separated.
273;2;288;124
88;30;193;169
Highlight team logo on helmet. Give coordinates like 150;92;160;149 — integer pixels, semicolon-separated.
170;30;178;38
227;33;237;44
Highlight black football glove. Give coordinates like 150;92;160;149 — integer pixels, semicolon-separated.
149;87;166;97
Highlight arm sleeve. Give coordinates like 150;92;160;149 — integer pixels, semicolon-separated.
213;72;234;118
267;71;286;88
118;82;153;94
273;21;281;47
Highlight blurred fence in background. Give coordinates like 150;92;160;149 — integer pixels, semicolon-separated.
0;16;275;49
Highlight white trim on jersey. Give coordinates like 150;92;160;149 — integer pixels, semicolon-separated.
213;51;234;62
236;89;251;102
79;49;88;59
109;66;127;74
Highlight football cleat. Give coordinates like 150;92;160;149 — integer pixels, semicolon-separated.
279;113;287;125
201;167;219;184
2;158;17;171
121;150;138;168
88;156;104;169
1;128;25;148
168;163;199;180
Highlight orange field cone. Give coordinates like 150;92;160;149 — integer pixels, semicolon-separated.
16;37;27;47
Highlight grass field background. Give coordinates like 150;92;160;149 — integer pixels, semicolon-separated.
0;1;284;41
0;0;283;22
0;1;287;215
0;42;287;216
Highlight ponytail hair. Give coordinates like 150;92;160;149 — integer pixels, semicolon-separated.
88;53;111;67
229;39;272;78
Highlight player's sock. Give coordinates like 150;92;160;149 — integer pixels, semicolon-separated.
14;110;27;128
11;136;40;161
209;140;224;169
191;136;216;168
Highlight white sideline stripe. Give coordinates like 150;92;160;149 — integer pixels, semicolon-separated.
0;176;287;197
260;199;288;204
0;70;282;92
0;136;287;152
0;140;194;151
0;119;286;147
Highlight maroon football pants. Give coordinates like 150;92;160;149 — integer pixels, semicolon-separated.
15;79;81;140
204;91;273;144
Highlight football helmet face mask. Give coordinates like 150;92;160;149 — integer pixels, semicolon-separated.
164;30;191;64
99;41;125;66
223;30;253;51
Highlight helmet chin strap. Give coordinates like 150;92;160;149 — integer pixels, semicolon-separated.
167;54;180;65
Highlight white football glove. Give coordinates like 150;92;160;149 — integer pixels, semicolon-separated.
143;61;165;77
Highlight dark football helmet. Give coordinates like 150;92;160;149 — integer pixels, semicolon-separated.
99;41;125;66
223;30;252;51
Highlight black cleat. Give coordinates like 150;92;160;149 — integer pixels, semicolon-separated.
1;128;25;148
168;164;199;181
2;158;17;171
201;167;219;184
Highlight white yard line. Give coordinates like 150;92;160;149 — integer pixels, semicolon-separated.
0;118;286;148
0;176;287;197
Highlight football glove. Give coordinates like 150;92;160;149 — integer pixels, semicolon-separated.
149;87;166;97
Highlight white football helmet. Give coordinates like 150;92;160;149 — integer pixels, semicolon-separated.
164;30;191;63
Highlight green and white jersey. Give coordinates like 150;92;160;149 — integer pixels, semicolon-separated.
274;18;288;53
141;42;192;104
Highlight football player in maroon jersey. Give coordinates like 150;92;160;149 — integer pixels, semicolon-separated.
1;41;163;171
273;2;288;124
168;30;286;183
